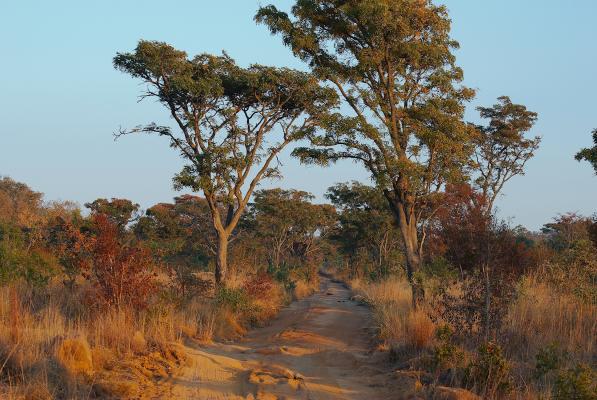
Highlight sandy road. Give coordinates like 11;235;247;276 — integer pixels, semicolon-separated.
155;276;395;399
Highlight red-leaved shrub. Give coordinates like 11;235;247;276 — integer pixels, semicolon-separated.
87;214;156;310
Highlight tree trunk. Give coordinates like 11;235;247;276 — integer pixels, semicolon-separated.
483;263;491;340
215;232;229;285
385;191;425;309
403;228;425;309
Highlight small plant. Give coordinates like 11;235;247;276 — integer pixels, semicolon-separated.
432;325;464;378
534;342;564;380
465;341;512;399
215;287;249;313
553;364;596;400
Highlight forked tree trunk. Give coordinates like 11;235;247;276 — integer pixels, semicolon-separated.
215;233;229;285
386;191;425;309
401;222;425;309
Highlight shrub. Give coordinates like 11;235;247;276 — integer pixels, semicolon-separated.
464;342;512;399
534;342;564;380
215;287;249;313
87;214;157;310
554;364;596;400
432;325;464;380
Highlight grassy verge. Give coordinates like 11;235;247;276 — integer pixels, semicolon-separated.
0;271;319;399
344;273;596;399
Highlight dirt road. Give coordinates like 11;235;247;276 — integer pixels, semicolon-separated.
157;276;395;399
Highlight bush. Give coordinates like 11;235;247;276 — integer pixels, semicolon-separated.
554;364;596;400
464;342;512;399
87;214;157;310
215;287;250;313
534;342;564;380
432;325;464;381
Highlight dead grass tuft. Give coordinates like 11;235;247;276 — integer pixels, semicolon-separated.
293;279;317;300
352;277;436;352
54;336;93;377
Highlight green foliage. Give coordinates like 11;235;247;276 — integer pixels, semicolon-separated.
473;96;540;214
114;40;337;282
554;364;597;400
216;287;250;313
464;342;512;398
248;188;336;272
326;182;403;279
423;257;458;281
0;222;57;285
85;198;140;229
575;129;597;174
257;0;476;302
432;325;464;375
534;342;564;380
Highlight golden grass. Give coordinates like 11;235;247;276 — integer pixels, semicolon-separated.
350;271;596;399
0;268;293;398
54;337;93;377
503;275;596;362
293;279;317;300
352;277;436;351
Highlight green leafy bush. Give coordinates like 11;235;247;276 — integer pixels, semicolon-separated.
554;364;596;400
534;342;564;380
216;287;250;313
464;341;512;398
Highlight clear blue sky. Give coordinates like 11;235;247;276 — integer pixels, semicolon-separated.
1;1;595;230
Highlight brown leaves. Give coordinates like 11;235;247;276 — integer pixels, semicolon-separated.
87;214;157;311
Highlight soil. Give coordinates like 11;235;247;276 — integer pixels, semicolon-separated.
152;276;397;400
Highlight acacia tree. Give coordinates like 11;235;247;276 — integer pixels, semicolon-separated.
473;96;539;215
114;41;335;284
575;129;597;174
469;96;538;336
257;0;475;306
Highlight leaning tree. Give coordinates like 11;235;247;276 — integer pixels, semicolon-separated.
257;0;475;306
114;41;336;284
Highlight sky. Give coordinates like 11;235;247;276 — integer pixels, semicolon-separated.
1;1;595;231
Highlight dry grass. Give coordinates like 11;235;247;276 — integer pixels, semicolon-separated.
292;279;318;300
351;277;436;351
503;275;596;362
350;272;596;399
0;274;287;398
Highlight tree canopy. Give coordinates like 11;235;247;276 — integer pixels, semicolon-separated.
114;40;337;283
257;0;475;305
473;96;539;214
575;129;597;174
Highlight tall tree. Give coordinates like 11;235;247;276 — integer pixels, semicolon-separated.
257;0;475;306
470;96;538;337
473;96;539;215
114;41;335;284
575;129;597;174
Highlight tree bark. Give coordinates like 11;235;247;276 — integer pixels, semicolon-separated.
402;224;425;309
483;263;491;340
215;232;229;285
385;190;425;309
